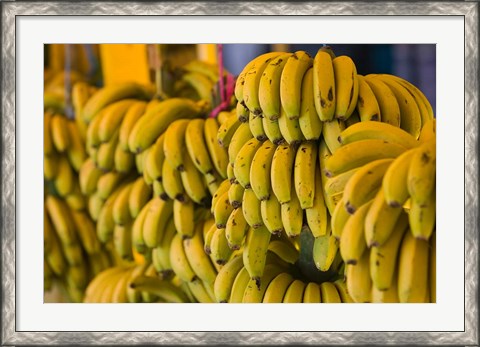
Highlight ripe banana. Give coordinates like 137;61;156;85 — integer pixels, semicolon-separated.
249;140;277;201
111;181;135;226
324;138;407;178
162;158;186;202
209;226;233;266
397;230;429;303
182;71;214;104
369;212;408;290
342;158;393;214
87;192;104;222
44;111;55;156
280;50;313;120
283;279;306;303
270;143;297;204
114;143;135;174
236;102;249;123
227;122;253;165
419;118;436;144
50;114;70;152
313;48;336;121
372;74;422;139
96;130;119;172
180;150;209;206
225;206;249;250
233;137;263;189
130;275;189;303
243;225;272;286
339;199;373;265
299;67;322;140
53;155;75;197
213;254;245;302
259;53;293;120
363;76;400;127
382;147;417;207
183;221;218;284
217;114;241;148
118;100;147;151
173;198;195;238
128;176;153;218
278;105;304;145
262;272;294;303
371;278;400;303
151;217;176;273
242;188;264;228
333;55;359;120
331;196;349;240
204;117;229;179
260;192;284;235
228;180;245;209
128;98;204;154
144;133;165;181
44;153;59;180
45;195;76;245
322;119;345;154
323;167;358;199
346;251;372;303
185;118;215;175
364;189;405;247
65;120;87;172
142;197;174;248
248;110;267;142
355;74;381;122
82;82;152;124
294;141;318;209
409;189;436;241
228;266;251;303
113;222;134;261
210;178;231;213
280;183;303;237
407;139;436;206
98;99;137;144
243;263;284;302
262;115;285;145
338;120;418;149
333;279;355;303
302;282;322;303
170;232;197;282
305;168;328;237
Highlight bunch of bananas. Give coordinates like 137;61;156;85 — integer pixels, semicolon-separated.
44;194;114;302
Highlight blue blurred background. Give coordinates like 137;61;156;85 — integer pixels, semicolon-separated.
223;44;436;115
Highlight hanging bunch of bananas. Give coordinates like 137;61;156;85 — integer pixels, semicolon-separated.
209;46;436;304
44;193;114;302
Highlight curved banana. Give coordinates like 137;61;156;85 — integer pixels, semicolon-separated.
364;189;405;247
227;122;253;165
242;188;264;228
182;71;214;104
259;53;293;120
324;139;407;178
313;48;336;122
397;230;429;303
409;190;436;241
163;118;191;171
419;118;436;144
228;266;251;303
302;282;322;303
346;251;372;303
209;226;233;266
213;189;234;229
142;197;174;248
204;117;229;179
98;99;136;144
87;192;104;222
53;155;75;197
185;118;215;175
333;55;359;120
96;130;119;172
313;229;339;272
407;139;436;206
236;102;249;123
331;195;349;240
128;176;153;219
180;150;209;206
217;114;241;148
342;158;393;214
369;212;408;290
333;279;355;303
50;114;71;152
112;181;135;226
170;232;197;282
162;158;186;202
363;76;400;127
173;198;195;238
270;143;297;204
128;98;204;154
130;275;189;303
280;183;303;237
294;141;318;209
65;120;87;172
233;137;263;189
210;178;231;213
70;210;101;255
280;50;313;120
243;225;272;285
260;192;284;235
299;67;323;140
44;152;59;180
250;140;277;201
382;147;417;207
356;75;381;122
151;217;176;273
243;263;285;303
262;272;294;303
118;100;147;151
114;143;135;174
305;168;328;237
228;180;245;209
322;119;345;154
45;194;76;246
323;167;358;198
225;206;249;250
267;239;299;265
338;120;418;149
262;115;285;145
113;222;134;261
283;279;306;303
278;105;304;145
248;110;267;142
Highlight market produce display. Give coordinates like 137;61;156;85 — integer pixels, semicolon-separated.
44;45;436;304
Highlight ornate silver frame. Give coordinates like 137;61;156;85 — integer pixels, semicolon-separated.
2;1;478;345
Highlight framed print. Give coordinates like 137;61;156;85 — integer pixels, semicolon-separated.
2;1;478;346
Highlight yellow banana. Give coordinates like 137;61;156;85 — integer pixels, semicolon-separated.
409;189;436;241
96;171;127;200
169;232;197;282
372;74;422;139
182;71;214;104
112;181;134;226
294;141;318;209
339;199;373;265
227;122;253;165
382;147;418;207
96;184;127;243
213;190;234;229
346;251;372;303
44;153;59;180
217;114;241;148
342;158;393;214
397;230;429;303
236;101;249;123
185;118;215;175
263;272;295;303
299;67;323;140
113;222;134;261
324;139;407;178
53;155;75;197
144;133;165;181
278;105;304;145
355;75;381;122
70;209;101;255
209;226;233;266
50;114;70;152
96;129;119;172
130;275;189;303
210;178;231;214
98;99;137;143
203;117;229;179
128;98;204;154
179;150;209;206
225;206;249;250
71;81;92;142
243;263;284;302
233;137;263;189
248;110;267;142
173;197;195;238
142;197;174;248
243;225;272;285
270;143;297;204
280;182;303;237
364;189;406;247
163;118;191;171
65;120;87;172
407;139;436;206
128;176;153;218
182;59;220;83
82;82;152;124
363;76;400;127
333;55;359;120
87;192;104;222
369;212;408;290
260;192;284;235
262;115;285;145
371;278;400;303
259;53;293;120
283;279;306;303
183;221;218;284
118;101;147;151
331;195;349;240
322;119;345;154
250;140;277;201
228;180;244;209
313;48;336;122
213;254;245;303
242;188;264;228
419;118;436;144
302;282;322;303
45;195;77;246
151;217;176;272
114;142;135;174
229;266;251;303
323;167;358;200
305;168;328;237
162;158;186;202
333;279;355;303
280;50;313;120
